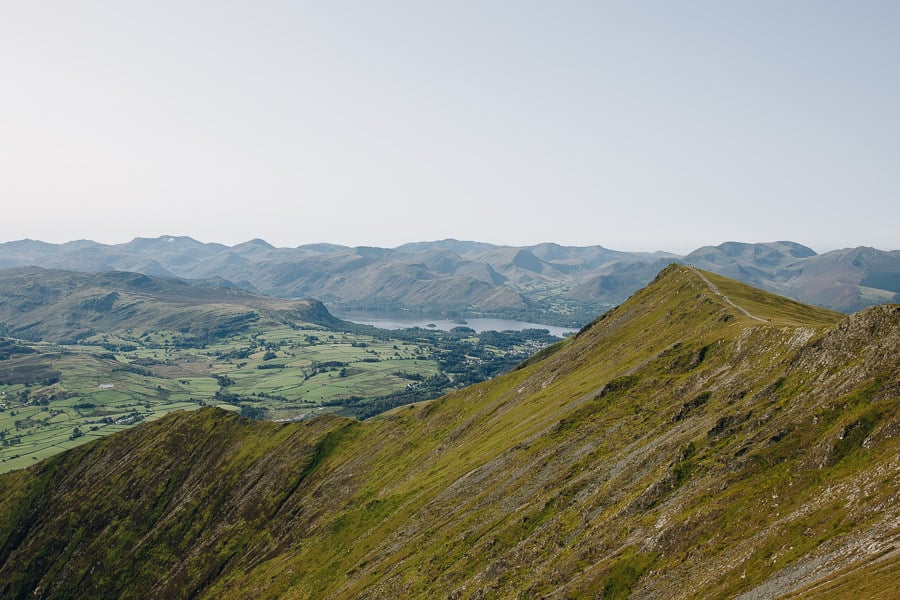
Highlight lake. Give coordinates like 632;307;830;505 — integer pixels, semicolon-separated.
331;309;578;338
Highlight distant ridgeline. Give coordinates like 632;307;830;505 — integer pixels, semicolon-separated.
1;237;898;325
0;265;897;598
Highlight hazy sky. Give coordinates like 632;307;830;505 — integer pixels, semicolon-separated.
2;1;898;253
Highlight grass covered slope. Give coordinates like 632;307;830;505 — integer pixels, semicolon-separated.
1;265;897;598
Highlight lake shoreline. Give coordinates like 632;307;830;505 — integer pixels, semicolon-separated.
331;309;578;338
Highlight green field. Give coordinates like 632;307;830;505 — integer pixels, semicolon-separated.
0;322;558;473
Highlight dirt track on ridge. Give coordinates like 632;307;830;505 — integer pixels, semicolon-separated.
689;267;768;323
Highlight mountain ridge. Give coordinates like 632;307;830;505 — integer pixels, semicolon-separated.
1;265;896;598
2;237;897;321
0;266;344;343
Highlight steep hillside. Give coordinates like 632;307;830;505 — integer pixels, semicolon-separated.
0;267;342;342
0;266;897;599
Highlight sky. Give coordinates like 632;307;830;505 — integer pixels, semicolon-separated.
1;1;898;254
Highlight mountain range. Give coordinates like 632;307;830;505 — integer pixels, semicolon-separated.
1;265;896;598
2;237;898;324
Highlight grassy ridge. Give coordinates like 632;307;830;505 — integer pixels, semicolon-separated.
0;266;896;598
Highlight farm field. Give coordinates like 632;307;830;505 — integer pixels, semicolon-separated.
0;322;559;473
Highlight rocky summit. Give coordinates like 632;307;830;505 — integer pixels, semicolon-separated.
0;265;897;598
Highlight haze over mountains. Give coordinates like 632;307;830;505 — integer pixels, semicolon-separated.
1;237;898;325
1;266;896;598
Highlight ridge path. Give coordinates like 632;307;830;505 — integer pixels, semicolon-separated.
688;267;768;323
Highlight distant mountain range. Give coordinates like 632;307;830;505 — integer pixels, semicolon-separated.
1;237;898;324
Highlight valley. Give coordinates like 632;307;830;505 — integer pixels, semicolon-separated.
0;269;561;473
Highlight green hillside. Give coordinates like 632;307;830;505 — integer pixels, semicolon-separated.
0;265;897;598
0;267;344;343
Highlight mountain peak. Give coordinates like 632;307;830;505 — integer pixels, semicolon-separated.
620;264;841;330
234;238;275;249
